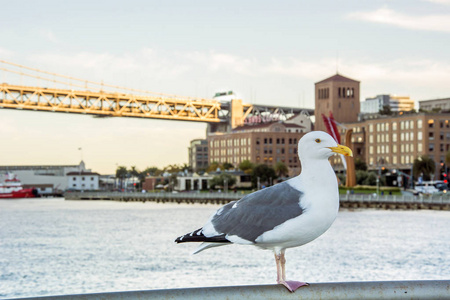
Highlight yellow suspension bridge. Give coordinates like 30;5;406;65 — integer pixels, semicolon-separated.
0;60;312;128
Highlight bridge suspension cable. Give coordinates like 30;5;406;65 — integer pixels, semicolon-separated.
0;59;212;101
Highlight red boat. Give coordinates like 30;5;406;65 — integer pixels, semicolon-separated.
0;173;39;199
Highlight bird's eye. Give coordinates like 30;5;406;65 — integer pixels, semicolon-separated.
315;139;321;143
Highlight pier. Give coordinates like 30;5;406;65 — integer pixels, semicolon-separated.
64;192;450;210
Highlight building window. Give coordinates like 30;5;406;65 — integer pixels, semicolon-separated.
418;120;422;129
73;177;76;180
428;119;434;128
91;177;94;181
429;132;434;140
82;177;85;181
429;144;434;152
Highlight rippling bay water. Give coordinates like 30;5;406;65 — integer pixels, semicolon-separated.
1;198;449;298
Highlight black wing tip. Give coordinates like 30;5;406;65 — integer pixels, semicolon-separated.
175;228;232;244
175;228;204;243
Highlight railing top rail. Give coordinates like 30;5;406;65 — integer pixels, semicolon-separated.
12;280;450;300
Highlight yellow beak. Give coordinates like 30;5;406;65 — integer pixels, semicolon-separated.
328;145;353;157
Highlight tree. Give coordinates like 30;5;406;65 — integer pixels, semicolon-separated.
142;166;161;177
363;172;377;186
239;160;254;174
129;166;140;178
354;158;368;171
165;164;182;173
207;161;222;172
252;164;277;188
379;105;392;115
355;170;368;185
222;162;235;170
274;162;289;178
181;163;192;173
129;166;140;190
210;173;236;190
115;166;128;189
413;155;436;181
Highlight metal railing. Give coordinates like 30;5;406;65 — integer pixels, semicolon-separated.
11;280;450;300
341;193;450;204
65;191;450;205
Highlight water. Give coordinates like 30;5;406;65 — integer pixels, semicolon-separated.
1;199;449;298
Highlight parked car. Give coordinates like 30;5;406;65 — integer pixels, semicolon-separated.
414;181;444;194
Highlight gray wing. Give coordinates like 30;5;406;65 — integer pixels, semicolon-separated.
210;181;304;243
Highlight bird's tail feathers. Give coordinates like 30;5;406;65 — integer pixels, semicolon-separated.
192;242;228;255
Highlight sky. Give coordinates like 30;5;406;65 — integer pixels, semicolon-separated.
1;0;449;174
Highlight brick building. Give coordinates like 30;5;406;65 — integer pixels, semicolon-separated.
207;121;308;176
337;113;450;178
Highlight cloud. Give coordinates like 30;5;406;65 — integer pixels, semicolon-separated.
0;47;14;58
424;0;450;5
4;48;448;102
39;30;58;43
347;7;450;32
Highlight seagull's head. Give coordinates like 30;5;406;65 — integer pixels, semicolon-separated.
298;131;353;161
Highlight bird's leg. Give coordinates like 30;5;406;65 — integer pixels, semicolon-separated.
274;252;283;283
280;250;287;281
275;250;309;293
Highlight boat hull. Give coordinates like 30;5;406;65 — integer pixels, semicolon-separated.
0;188;38;199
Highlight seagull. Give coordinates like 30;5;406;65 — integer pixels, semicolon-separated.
175;131;352;292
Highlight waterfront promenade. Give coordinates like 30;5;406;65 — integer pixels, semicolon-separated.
65;191;450;210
